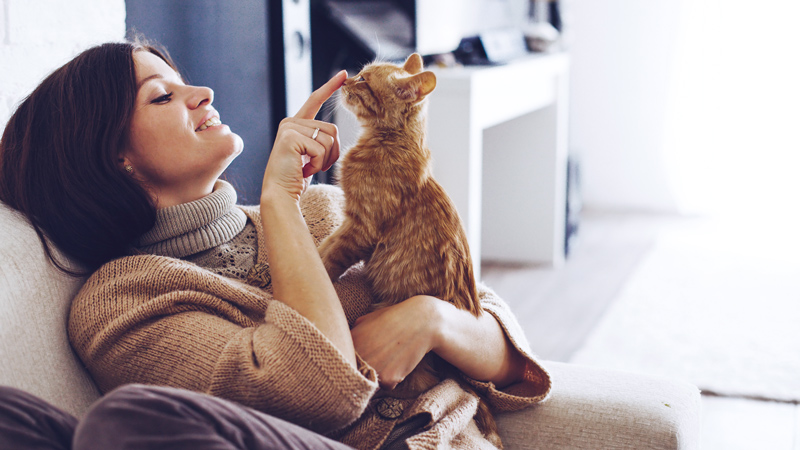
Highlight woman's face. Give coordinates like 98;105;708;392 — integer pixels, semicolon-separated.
122;51;243;208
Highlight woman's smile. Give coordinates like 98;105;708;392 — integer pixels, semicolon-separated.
196;117;223;131
195;111;223;132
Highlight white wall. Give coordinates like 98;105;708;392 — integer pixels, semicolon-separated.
569;0;683;213
0;0;126;131
570;0;800;219
661;0;800;219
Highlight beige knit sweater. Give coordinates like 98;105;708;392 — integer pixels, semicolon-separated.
68;184;551;449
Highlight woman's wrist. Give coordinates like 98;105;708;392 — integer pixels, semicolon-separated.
261;186;298;208
428;297;527;387
413;296;444;356
260;189;307;227
427;297;452;356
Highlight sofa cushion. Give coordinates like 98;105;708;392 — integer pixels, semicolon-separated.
0;202;100;417
496;361;701;449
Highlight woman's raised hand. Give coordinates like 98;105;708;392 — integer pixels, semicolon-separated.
261;70;347;203
258;69;358;369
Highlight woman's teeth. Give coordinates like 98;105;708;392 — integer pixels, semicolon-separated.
197;117;222;131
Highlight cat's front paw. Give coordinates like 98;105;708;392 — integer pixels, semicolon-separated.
326;264;344;282
322;255;346;281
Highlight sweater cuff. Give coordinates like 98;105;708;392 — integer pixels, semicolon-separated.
463;285;552;410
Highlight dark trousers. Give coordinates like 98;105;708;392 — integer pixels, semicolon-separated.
0;384;355;450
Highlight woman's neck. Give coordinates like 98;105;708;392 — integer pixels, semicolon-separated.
152;180;218;209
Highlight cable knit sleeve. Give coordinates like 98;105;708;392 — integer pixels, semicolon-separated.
462;283;552;410
68;255;378;434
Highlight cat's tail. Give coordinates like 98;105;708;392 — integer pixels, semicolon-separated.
474;398;503;449
454;374;503;449
458;243;481;317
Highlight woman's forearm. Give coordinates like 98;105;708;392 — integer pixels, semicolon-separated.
432;299;527;388
260;193;357;368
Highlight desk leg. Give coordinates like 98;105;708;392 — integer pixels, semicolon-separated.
428;94;483;279
482;101;567;266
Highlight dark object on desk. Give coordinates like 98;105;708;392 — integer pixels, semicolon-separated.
530;0;563;31
453;36;490;66
454;29;529;66
525;0;562;52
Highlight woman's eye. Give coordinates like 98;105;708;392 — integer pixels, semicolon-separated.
151;92;173;104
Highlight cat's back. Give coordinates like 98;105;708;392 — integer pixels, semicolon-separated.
366;173;477;308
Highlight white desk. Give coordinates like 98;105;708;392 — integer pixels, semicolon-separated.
427;53;570;277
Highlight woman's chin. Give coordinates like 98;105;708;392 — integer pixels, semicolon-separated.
232;135;244;156
220;134;244;161
216;138;244;174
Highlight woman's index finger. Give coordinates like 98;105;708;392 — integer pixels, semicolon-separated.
293;70;348;120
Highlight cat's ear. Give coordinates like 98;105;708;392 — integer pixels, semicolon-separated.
403;53;424;74
414;71;437;98
396;71;437;102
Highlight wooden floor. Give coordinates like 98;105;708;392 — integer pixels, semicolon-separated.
481;210;800;450
481;210;666;362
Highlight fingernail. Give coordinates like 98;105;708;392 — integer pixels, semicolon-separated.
338;69;347;78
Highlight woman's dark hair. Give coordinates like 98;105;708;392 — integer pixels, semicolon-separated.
0;39;178;275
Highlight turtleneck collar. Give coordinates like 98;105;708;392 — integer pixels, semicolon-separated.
135;180;248;258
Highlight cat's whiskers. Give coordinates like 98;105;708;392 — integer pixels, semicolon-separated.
372;32;387;64
321;91;342;118
321;91;362;153
374;32;382;60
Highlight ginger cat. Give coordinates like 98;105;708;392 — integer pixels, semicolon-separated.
318;53;501;447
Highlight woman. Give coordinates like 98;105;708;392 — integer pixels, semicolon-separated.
0;39;550;449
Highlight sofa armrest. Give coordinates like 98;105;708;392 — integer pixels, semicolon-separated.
496;361;701;450
0;203;100;417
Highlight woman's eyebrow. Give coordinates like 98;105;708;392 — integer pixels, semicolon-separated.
137;73;163;89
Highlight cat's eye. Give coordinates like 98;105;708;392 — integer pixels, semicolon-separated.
356;75;366;82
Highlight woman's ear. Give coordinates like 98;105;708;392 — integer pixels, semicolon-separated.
403;53;424;74
119;156;134;174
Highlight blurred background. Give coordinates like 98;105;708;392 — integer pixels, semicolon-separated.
1;1;798;448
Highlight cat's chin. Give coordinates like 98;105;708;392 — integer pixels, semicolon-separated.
340;101;359;118
342;105;369;124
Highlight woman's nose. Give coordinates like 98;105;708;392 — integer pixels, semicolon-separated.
189;85;214;109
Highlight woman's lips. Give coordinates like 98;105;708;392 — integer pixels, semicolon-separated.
196;116;222;131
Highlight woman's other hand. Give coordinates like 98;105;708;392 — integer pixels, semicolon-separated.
352;295;528;390
350;296;441;390
261;70;346;203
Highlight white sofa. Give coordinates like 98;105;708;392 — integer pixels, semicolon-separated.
0;201;701;449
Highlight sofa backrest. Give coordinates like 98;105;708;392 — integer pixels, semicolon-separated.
0;202;100;417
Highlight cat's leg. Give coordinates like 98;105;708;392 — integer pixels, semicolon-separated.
318;220;372;281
